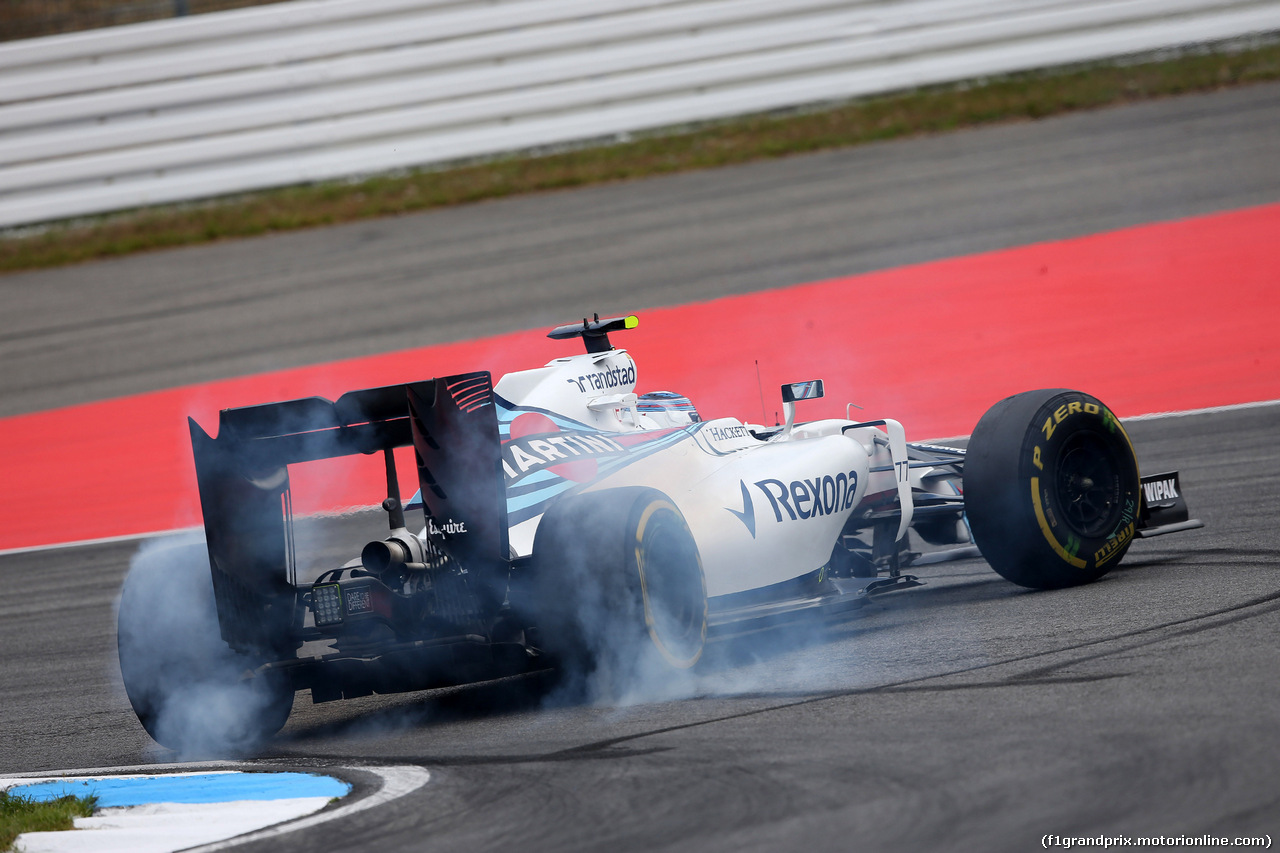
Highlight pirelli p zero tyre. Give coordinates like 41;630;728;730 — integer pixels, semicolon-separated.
117;536;293;753
529;487;708;698
965;389;1141;590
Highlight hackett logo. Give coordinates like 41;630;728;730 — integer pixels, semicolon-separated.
707;424;751;443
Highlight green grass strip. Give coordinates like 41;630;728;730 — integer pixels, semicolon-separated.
1;790;98;851
3;39;1278;274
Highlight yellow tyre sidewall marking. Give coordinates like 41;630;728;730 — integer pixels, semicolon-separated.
1031;476;1088;569
634;498;707;669
1029;402;1140;572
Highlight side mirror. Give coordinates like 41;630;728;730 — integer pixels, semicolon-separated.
778;380;824;439
781;380;824;403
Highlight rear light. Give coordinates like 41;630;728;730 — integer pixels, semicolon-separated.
312;584;343;627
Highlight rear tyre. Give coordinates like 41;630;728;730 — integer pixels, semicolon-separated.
529;488;707;699
965;389;1141;589
117;536;293;754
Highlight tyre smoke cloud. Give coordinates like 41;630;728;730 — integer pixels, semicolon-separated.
116;532;292;758
526;490;849;713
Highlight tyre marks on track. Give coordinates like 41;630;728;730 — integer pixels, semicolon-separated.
463;583;1280;759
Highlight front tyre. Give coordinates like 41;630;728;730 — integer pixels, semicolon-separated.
965;389;1140;589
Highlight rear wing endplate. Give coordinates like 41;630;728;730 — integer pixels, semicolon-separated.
189;375;507;651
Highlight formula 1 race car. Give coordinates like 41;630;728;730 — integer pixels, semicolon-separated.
117;314;1202;751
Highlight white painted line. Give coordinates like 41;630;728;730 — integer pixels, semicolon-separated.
0;504;382;558
187;765;431;852
1;397;1274;560
0;526;202;558
923;398;1280;444
1122;397;1280;421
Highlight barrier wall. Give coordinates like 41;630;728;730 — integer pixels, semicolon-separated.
2;0;1277;228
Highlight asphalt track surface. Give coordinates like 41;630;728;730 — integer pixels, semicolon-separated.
2;83;1279;851
3;405;1278;851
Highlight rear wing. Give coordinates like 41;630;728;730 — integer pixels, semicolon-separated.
189;374;506;653
406;373;509;570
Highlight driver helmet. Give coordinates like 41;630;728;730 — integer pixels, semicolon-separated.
637;391;701;427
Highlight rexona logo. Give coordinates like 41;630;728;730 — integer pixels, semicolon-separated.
1143;478;1179;504
727;471;860;538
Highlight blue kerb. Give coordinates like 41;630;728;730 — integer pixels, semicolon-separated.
8;772;351;808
